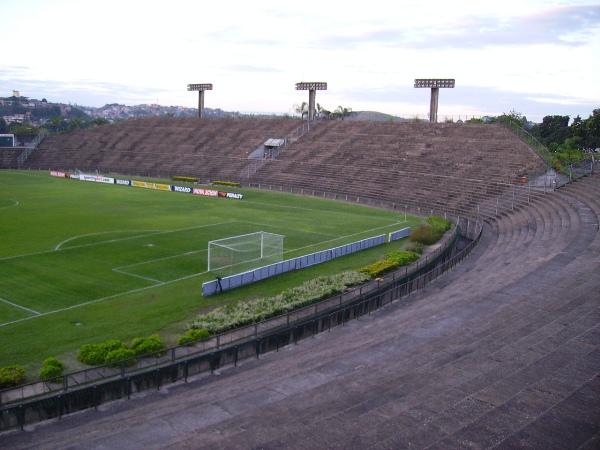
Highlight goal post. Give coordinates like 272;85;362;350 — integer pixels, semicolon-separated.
208;231;284;275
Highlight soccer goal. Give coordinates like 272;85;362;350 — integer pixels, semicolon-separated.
208;231;284;275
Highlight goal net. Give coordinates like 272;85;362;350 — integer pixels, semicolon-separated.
208;231;284;275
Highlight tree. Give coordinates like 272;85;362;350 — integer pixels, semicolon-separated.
67;117;85;132
9;123;39;135
491;109;529;128
316;103;332;120
47;115;64;133
333;105;355;120
293;102;309;119
90;117;110;127
572;108;600;149
530;115;571;148
554;136;585;165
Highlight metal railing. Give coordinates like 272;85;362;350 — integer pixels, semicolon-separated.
16;133;46;167
239;120;318;180
496;117;553;167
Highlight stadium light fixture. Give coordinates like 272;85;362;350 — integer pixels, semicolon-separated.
187;83;213;118
414;78;455;123
295;82;327;121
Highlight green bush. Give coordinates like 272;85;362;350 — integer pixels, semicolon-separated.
0;365;26;389
385;251;420;266
405;242;424;254
77;340;128;366
427;216;452;232
39;358;64;380
43;357;64;369
131;334;166;357
212;180;241;187
104;348;137;367
410;224;444;245
177;328;210;346
357;259;399;278
171;175;198;183
189;271;370;334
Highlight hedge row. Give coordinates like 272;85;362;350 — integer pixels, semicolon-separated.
177;328;210;346
171;175;199;183
77;335;166;368
357;251;420;278
189;271;371;334
212;180;241;187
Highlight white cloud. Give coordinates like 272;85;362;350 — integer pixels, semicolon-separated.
0;0;598;121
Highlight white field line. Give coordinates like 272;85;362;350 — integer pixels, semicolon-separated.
237;219;406;255
0;221;236;262
0;199;19;210
54;221;235;251
0;297;41;315
114;249;206;271
112;249;207;282
111;269;165;284
0;268;212;328
0;219;409;327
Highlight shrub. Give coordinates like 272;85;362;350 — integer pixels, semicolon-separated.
77;340;128;366
39;358;64;380
357;259;399;278
427;216;452;232
405;242;424;254
131;334;166;357
189;271;370;334
177;328;210;346
410;224;444;245
171;175;198;183
0;365;26;389
104;348;137;367
385;251;420;266
212;180;241;187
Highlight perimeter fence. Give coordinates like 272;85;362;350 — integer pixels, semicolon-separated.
0;210;481;431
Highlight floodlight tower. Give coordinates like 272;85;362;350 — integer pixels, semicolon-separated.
187;83;213;118
414;79;455;123
295;82;327;121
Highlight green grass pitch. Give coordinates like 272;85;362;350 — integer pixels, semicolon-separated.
0;170;421;377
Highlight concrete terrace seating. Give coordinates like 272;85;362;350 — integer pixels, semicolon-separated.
0;148;22;169
3;176;597;448
26;117;301;181
249;122;548;215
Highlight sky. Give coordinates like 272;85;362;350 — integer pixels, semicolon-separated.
0;0;599;122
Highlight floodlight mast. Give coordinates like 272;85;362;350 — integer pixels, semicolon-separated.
414;79;455;123
187;83;213;118
295;82;327;121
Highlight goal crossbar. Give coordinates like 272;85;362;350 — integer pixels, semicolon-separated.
208;231;284;274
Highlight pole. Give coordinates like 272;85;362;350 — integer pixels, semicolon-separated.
430;87;439;123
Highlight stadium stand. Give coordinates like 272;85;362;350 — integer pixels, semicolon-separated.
2;118;597;448
247;121;549;215
26;117;302;182
0;148;22;169
26;118;549;216
2;173;597;448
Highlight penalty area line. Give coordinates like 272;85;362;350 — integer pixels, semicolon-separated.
0;297;41;315
0;270;212;328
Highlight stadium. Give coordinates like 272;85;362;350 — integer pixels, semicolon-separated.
0;110;598;448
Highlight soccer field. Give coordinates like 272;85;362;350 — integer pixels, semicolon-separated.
0;170;420;374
